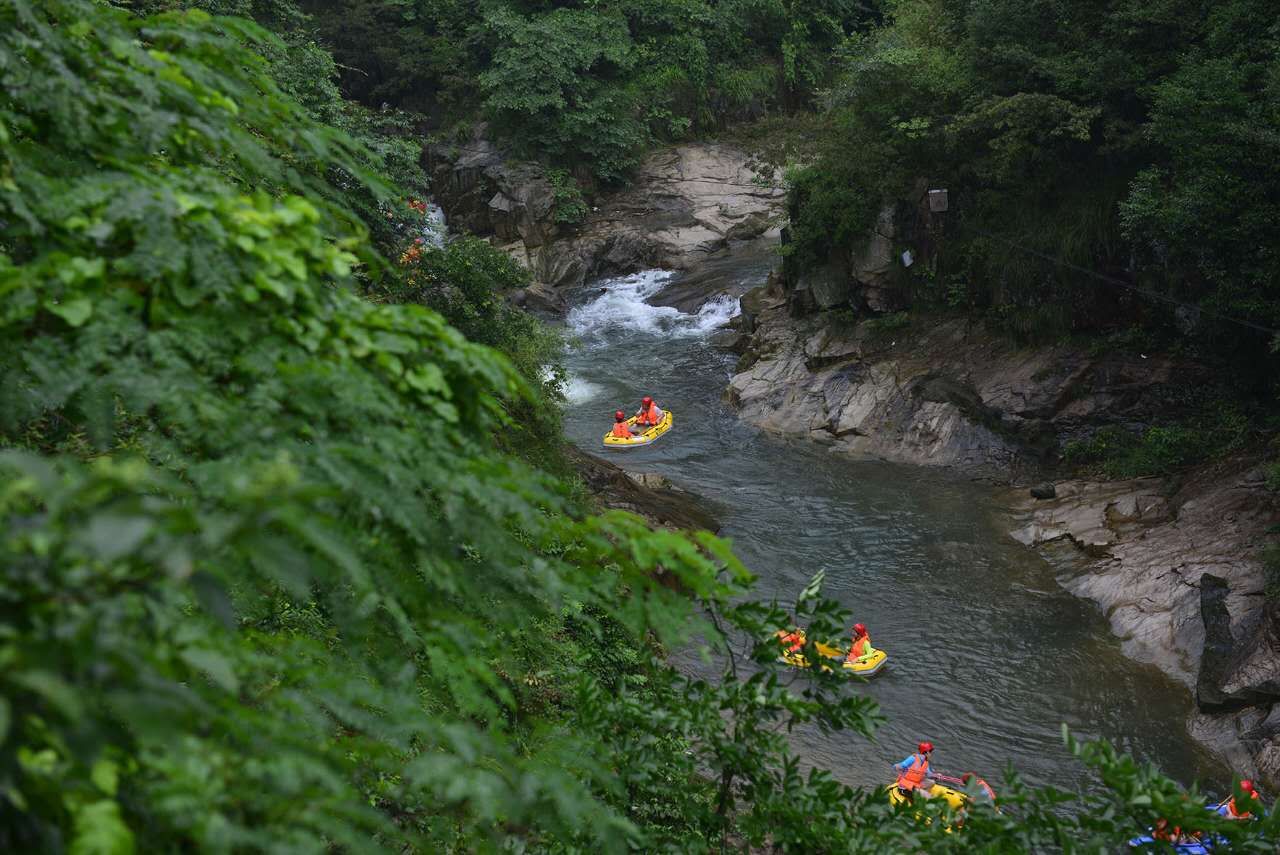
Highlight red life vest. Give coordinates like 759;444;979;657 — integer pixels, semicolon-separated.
897;754;929;791
1228;797;1253;819
610;422;632;438
848;635;870;659
777;630;804;653
637;402;661;425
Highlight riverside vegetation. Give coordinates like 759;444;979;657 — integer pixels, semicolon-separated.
3;0;1280;852
775;0;1280;476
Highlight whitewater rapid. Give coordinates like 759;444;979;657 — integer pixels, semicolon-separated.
566;270;740;343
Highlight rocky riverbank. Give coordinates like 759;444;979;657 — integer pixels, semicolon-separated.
426;128;785;312
724;272;1211;482
1006;465;1280;784
721;270;1280;785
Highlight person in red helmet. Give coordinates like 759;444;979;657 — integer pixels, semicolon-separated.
609;410;632;439
893;742;936;802
1217;779;1261;819
961;772;997;803
634;395;664;429
847;623;873;662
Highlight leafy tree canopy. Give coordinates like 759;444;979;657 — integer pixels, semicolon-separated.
786;0;1280;384
3;1;1280;852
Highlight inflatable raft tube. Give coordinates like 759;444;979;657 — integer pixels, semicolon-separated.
1127;835;1213;853
777;632;889;676
602;410;673;449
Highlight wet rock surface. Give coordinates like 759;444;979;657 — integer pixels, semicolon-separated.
567;446;720;533
1007;464;1280;785
429;133;785;301
725;295;1217;481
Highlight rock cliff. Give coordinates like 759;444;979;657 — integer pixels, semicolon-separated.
427;130;785;299
725;276;1207;481
1006;464;1280;784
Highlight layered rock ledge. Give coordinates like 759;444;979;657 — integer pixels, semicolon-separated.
427;131;785;302
1007;464;1280;783
725;275;1207;482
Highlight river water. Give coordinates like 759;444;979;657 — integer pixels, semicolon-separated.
559;262;1224;794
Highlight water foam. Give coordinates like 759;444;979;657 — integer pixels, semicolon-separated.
567;270;740;343
562;373;602;405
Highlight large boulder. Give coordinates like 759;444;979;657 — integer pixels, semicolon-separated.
794;252;852;312
427;128;560;248
1219;596;1280;703
1199;574;1245;711
850;203;904;312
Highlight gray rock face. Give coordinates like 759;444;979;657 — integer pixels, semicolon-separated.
565;447;719;534
428;132;561;248
429;135;786;299
1200;574;1243;711
1007;468;1280;785
726;301;1218;480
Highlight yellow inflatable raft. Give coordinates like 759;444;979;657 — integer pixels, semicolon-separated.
602;410;673;449
776;632;889;676
887;782;968;813
887;782;969;831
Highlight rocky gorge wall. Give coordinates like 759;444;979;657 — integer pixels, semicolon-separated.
427;132;1280;787
722;264;1280;786
425;128;785;312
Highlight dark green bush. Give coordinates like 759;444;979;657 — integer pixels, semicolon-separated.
787;0;1280;383
1063;410;1252;479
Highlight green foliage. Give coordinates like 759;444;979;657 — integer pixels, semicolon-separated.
865;311;911;333
1063;408;1252;479
1263;544;1280;601
6;1;1280;852
1267;463;1280;493
548;168;590;226
788;0;1280;384
383;236;551;385
379;236;566;466
298;0;881;182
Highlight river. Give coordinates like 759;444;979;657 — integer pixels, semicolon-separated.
558;260;1224;794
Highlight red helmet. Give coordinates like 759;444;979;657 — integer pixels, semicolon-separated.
1240;779;1256;794
853;623;867;636
642;396;653;405
614;410;626;421
918;741;934;754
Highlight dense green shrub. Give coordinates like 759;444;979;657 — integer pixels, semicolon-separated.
787;0;1280;382
4;2;1280;852
1063;409;1252;479
297;0;881;182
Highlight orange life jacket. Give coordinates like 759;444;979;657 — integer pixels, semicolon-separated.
897;754;929;791
610;422;632;438
848;635;869;660
1228;797;1253;819
637;402;661;425
777;630;804;653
